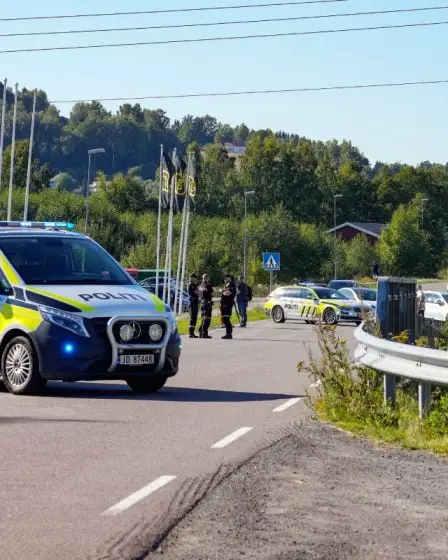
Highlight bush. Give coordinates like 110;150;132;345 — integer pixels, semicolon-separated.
301;322;448;453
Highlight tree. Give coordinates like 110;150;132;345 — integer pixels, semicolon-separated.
343;234;377;279
52;172;77;192
378;199;435;276
1;139;52;192
96;171;148;213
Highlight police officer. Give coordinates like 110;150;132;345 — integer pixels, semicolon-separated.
187;273;199;338
236;273;249;328
198;273;214;339
220;273;236;340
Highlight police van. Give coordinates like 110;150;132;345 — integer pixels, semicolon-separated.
0;221;181;395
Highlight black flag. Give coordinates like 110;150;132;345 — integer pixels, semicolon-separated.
161;152;174;209
187;153;198;212
173;151;187;213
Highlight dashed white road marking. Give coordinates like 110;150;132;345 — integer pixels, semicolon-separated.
273;397;301;413
101;475;177;516
211;427;253;449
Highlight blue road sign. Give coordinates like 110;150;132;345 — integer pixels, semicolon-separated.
263;252;280;271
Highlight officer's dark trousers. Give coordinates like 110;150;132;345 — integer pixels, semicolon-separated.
222;305;233;336
223;316;233;336
189;302;198;335
199;304;212;336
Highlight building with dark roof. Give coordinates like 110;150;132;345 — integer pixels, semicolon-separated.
327;222;387;243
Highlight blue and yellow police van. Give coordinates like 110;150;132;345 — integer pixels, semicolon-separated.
0;221;181;395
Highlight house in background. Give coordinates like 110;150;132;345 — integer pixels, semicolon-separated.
327;222;387;244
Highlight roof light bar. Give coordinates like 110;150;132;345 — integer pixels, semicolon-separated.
0;221;75;230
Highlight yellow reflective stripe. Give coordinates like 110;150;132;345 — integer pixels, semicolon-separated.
147;292;165;313
0;253;22;285
0;304;42;332
27;287;95;312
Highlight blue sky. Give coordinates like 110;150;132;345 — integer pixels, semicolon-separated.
0;0;447;165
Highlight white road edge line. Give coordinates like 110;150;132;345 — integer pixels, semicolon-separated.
211;427;254;449
273;397;301;413
101;475;177;516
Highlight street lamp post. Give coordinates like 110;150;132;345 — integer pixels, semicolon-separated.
421;197;429;229
85;148;105;235
243;190;255;280
333;194;343;279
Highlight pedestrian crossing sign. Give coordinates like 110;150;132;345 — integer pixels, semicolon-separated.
263;252;280;271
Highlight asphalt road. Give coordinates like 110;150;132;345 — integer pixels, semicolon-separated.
158;422;448;560
0;318;356;560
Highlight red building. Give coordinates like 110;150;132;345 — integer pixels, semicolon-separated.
327;222;386;244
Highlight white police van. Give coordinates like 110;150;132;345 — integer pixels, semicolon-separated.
0;221;180;395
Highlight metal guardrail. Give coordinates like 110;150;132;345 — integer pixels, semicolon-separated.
354;324;448;418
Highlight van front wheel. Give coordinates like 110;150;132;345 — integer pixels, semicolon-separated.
2;336;46;395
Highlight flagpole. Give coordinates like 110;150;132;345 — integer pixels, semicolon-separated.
173;152;189;315
163;236;169;304
178;196;191;315
0;78;8;189
155;144;163;298
7;83;18;221
24;90;37;221
165;148;176;308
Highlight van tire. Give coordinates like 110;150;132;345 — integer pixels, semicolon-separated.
1;336;46;395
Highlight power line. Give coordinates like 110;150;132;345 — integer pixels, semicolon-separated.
0;1;349;22
1;20;446;54
50;79;448;104
1;6;446;38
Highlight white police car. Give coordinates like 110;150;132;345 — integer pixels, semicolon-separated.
0;222;180;395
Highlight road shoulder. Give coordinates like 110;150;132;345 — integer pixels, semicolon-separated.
148;421;448;559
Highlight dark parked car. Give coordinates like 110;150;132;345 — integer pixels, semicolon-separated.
327;279;357;290
139;279;190;313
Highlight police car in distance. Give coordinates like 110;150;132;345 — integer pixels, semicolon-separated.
0;221;181;395
265;285;370;325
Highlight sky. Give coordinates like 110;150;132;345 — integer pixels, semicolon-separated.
0;0;447;165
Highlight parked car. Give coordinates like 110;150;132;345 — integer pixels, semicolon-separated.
423;291;448;321
265;285;369;325
140;279;190;313
327;279;357;290
338;287;377;311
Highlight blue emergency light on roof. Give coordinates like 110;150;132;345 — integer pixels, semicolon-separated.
0;221;75;230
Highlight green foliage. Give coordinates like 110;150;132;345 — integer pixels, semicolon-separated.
378;197;435;276
1;139;51;192
343;234;378;279
303;324;448;454
2;81;448;278
96;171;148;214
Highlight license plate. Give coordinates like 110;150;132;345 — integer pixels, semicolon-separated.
119;354;154;366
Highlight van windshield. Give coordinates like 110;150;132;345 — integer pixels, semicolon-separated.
0;236;133;286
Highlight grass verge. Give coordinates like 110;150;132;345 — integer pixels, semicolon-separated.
176;305;267;335
300;323;448;455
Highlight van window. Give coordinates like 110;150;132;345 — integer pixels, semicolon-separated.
0;236;133;286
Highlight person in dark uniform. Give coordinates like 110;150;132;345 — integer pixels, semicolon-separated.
198;273;214;339
373;262;379;280
220;273;236;340
187;273;199;338
236;274;249;328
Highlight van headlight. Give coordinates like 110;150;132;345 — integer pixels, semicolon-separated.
39;305;90;338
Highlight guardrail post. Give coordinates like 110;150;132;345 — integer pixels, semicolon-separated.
418;382;431;419
383;374;396;408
